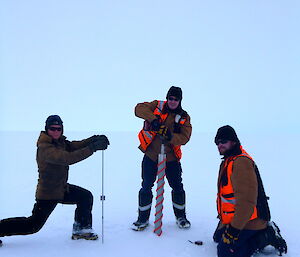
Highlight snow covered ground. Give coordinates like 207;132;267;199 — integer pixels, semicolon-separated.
0;131;297;256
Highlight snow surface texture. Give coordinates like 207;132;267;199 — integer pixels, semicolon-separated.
0;131;297;257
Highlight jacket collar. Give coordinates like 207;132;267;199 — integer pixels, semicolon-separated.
37;131;66;146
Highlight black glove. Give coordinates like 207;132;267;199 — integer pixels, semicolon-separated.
99;135;110;144
150;119;161;131
90;135;100;142
222;225;240;246
88;135;109;152
173;123;181;133
157;125;172;141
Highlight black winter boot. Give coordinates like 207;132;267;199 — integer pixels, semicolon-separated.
172;191;191;229
138;209;151;222
176;217;191;229
172;191;186;216
131;220;149;231
254;221;287;256
132;191;151;232
136;189;152;223
71;222;98;240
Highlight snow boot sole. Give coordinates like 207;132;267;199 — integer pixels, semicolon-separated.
131;222;149;231
131;226;148;231
71;233;99;240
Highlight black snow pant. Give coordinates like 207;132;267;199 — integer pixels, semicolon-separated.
137;155;186;222
0;184;93;237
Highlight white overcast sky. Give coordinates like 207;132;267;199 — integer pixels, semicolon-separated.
1;0;299;133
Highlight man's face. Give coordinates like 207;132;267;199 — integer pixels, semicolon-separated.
216;139;236;155
167;96;180;110
47;125;62;140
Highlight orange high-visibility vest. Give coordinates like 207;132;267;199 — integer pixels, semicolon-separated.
217;147;258;224
138;100;186;160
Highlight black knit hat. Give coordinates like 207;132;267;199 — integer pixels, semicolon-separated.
45;115;63;131
166;86;183;101
215;125;240;145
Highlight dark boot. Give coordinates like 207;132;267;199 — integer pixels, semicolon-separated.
172;191;191;229
137;209;151;222
172;191;186;218
72;221;98;240
131;220;149;231
252;221;287;256
132;189;152;231
132;208;150;231
136;189;152;223
176;217;191;229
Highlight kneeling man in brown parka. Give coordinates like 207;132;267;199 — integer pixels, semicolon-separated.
213;125;287;257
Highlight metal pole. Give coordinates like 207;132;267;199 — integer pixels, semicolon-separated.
101;150;105;244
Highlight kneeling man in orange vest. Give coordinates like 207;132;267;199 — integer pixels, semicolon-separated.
214;125;287;257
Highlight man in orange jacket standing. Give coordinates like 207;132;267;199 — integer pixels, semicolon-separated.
213;125;287;256
132;86;192;231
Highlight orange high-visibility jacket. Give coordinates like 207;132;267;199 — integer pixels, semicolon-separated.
217;147;258;225
138;100;186;160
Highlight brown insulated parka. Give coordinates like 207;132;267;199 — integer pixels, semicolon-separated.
35;132;94;200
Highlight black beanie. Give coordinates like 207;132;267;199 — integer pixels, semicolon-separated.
45;115;63;131
166;86;183;101
215;125;240;145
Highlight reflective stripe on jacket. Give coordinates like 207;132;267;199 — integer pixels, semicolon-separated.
138;100;186;160
217;147;258;224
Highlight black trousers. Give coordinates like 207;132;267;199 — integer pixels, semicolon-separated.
138;155;186;221
0;184;93;237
